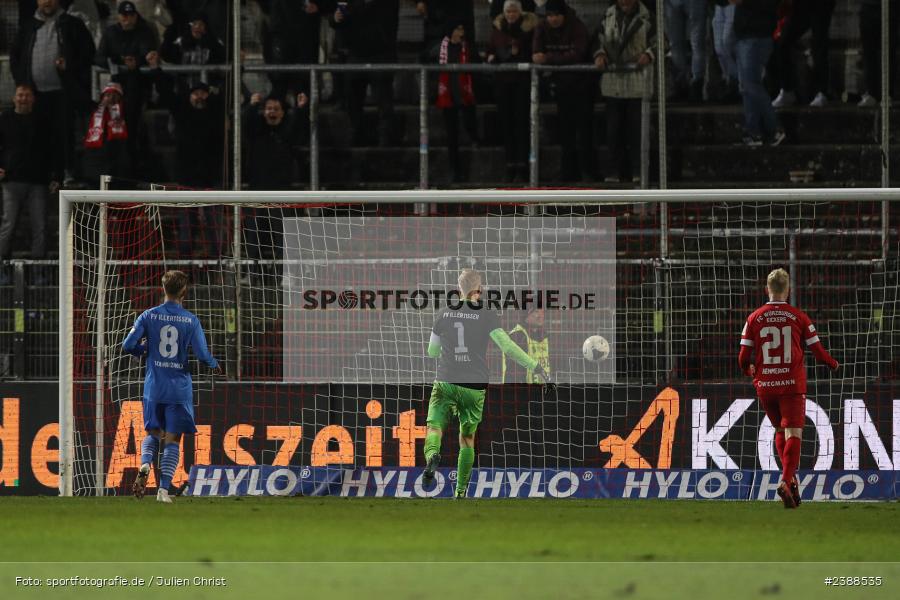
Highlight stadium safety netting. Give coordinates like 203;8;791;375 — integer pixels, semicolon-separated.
63;192;900;496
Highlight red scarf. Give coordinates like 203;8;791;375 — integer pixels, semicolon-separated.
436;36;475;109
84;100;128;149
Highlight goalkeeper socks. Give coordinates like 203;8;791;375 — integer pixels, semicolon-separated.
782;436;801;484
456;447;475;496
424;431;442;463
774;431;786;466
159;442;180;490
140;434;159;467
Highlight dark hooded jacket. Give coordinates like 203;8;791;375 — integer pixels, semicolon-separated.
10;9;95;108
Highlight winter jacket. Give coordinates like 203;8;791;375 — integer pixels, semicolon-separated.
154;69;225;188
95;17;160;71
159;27;225;67
331;0;398;60
242;104;305;190
0;110;55;184
415;0;475;48
9;10;95;107
270;0;335;41
490;0;537;19
532;6;589;88
488;12;538;62
487;11;537;84
594;1;655;98
533;7;589;65
733;0;778;40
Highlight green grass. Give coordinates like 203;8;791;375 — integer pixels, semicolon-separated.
1;497;899;599
1;497;899;562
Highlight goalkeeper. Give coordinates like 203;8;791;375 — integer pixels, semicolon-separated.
423;269;551;498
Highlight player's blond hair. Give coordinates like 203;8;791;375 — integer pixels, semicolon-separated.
766;268;789;296
162;270;189;299
458;268;482;297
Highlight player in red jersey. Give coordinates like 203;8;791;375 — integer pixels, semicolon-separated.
738;268;839;509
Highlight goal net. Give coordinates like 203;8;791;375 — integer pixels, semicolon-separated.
59;190;900;496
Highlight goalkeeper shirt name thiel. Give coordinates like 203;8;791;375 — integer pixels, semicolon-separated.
432;302;501;388
122;300;219;406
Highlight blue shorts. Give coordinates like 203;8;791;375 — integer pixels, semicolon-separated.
144;401;197;435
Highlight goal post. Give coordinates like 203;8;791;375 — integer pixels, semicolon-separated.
58;188;899;498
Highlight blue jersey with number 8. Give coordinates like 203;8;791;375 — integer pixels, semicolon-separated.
122;300;219;406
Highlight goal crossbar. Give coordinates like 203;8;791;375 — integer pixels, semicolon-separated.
59;188;900;205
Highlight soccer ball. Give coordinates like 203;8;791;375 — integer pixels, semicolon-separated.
582;335;610;361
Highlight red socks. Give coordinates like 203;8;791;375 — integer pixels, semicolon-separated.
782;436;801;484
775;431;786;466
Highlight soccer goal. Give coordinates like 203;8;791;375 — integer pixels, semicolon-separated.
58;189;899;497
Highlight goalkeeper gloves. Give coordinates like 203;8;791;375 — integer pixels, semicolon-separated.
533;364;556;397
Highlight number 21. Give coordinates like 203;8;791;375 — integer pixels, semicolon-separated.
761;325;792;364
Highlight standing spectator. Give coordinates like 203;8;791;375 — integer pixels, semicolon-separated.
81;82;131;180
665;0;708;101
433;21;479;184
414;0;475;57
0;84;57;279
533;0;593;183
858;0;899;107
132;0;173;41
490;0;536;19
168;0;228;44
734;0;784;146
594;0;655;184
330;0;398;146
18;1;37;28
501;308;550;384
243;92;307;189
267;0;333;102
487;0;536;182
67;0;106;46
242;92;308;279
95;1;160;177
152;57;225;257
10;0;95;185
770;0;836;108
159;11;226;96
712;0;739;103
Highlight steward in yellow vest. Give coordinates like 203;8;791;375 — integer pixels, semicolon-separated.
502;308;550;384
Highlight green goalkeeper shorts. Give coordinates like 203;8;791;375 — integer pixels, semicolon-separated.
426;381;486;437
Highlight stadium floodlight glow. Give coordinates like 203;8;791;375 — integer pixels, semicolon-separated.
58;189;897;498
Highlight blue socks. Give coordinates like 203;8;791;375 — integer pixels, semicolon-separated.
159;442;180;490
140;434;159;467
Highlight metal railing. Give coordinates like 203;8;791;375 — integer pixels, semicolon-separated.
92;61;656;192
245;62;653;191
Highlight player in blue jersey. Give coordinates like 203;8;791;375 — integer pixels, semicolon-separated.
122;270;222;503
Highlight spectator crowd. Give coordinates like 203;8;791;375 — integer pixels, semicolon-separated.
0;0;893;264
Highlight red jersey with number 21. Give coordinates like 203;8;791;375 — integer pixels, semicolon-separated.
739;301;833;399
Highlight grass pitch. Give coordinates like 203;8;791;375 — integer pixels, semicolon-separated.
1;497;898;599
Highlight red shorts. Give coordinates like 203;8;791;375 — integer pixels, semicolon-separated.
760;394;806;429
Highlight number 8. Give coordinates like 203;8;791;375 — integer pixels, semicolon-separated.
159;325;179;358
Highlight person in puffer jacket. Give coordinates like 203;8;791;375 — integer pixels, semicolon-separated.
594;0;655;184
487;0;538;182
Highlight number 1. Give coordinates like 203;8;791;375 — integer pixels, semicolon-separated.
453;322;468;354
